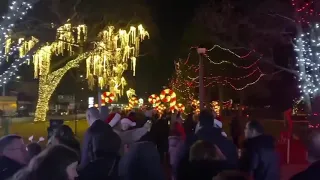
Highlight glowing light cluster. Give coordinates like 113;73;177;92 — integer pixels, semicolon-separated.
128;96;138;108
294;23;320;98
33;24;87;78
101;92;115;105
148;94;161;107
211;101;220;116
86;25;149;97
291;0;319;24
175;103;185;112
155;104;166;114
0;0;35;55
34;23;89;122
126;88;136;99
160;89;177;112
0;0;39;84
191;99;200;114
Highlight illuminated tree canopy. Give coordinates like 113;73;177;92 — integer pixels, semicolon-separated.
0;0;151;121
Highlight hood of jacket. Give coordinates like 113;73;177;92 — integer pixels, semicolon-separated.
83;120;121;164
118;141;165;180
196;126;238;167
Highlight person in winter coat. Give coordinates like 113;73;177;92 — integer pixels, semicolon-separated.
0;135;28;180
290;129;320;180
184;140;231;180
78;119;121;180
183;114;196;136
239;120;280;180
48;125;80;155
12;145;79;180
169;112;186;179
230;117;241;148
150;113;170;163
79;107;103;169
107;113;152;156
174;110;238;180
118;130;165;180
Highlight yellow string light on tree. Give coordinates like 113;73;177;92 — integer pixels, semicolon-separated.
33;23;89;122
86;25;149;97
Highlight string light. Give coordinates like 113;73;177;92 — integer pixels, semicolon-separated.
205;55;261;69
0;0;36;59
33;24;148;122
86;25;149;98
0;0;39;83
294;23;320;98
34;52;90;122
291;0;319;24
172;45;267;93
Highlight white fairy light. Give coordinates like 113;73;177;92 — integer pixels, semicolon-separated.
295;23;320;98
0;0;35;59
0;0;38;84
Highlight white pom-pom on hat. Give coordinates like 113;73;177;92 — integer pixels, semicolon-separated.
28;135;34;142
109;113;121;127
120;118;136;127
38;137;45;143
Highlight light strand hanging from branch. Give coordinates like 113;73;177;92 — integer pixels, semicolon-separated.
0;0;37;58
86;25;149;97
205;55;262;69
172;44;282;92
0;37;39;85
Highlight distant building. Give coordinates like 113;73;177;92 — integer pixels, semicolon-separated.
0;96;17;116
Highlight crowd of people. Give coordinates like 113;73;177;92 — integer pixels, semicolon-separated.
0;107;319;180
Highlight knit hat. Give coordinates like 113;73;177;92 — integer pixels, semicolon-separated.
120;118;136;127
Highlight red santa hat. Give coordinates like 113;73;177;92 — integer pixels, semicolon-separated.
120;118;136;127
105;113;121;127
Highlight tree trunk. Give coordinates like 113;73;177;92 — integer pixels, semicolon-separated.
33;53;89;122
34;76;56;122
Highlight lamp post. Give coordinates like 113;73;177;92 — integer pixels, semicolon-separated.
197;48;206;110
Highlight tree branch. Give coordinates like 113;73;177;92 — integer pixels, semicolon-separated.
69;0;82;21
260;58;299;76
50;52;90;79
267;13;296;23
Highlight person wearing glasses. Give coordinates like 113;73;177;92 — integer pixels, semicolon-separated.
0;135;28;180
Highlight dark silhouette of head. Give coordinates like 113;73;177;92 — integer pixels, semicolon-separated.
27;142;42;161
244;120;264;139
12;145;79;180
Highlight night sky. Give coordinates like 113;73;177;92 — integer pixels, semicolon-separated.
0;0;299;111
134;0;208;94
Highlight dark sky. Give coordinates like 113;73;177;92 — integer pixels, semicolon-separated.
0;0;299;110
134;0;209;95
0;0;206;98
